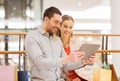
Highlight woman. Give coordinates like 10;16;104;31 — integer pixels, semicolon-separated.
57;15;96;81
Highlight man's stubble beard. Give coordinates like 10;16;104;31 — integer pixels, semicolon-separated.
48;28;58;36
47;22;58;36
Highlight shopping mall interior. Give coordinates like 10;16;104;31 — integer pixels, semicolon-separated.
0;0;120;81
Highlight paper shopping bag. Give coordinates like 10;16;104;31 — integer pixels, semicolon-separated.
14;66;18;81
93;68;112;81
0;65;18;81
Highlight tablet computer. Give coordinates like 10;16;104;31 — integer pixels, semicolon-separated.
79;44;100;60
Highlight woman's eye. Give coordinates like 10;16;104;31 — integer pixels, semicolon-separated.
64;25;68;28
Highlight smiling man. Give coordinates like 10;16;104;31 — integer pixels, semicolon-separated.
25;6;86;81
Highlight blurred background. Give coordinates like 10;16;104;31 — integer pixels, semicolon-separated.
0;0;120;80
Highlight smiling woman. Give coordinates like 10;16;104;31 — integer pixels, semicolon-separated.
56;14;97;81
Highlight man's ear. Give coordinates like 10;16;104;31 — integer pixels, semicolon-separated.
44;16;49;22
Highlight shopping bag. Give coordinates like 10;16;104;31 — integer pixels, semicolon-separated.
18;70;28;81
93;68;112;81
0;65;18;81
18;54;28;81
75;67;92;81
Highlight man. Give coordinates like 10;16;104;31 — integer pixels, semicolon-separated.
25;6;86;81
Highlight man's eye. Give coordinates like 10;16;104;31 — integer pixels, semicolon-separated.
54;21;58;24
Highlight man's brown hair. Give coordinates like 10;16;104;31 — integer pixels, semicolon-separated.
43;6;62;20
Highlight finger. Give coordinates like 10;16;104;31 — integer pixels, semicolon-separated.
74;53;85;57
90;54;95;57
74;55;84;62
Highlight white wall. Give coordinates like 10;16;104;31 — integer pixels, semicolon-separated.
33;0;41;20
111;0;120;78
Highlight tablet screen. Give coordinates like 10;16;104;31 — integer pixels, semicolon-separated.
79;44;100;60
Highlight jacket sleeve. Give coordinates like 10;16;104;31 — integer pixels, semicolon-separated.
63;61;84;70
63;38;84;70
